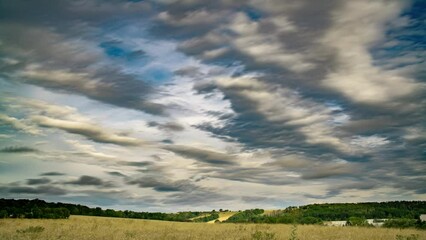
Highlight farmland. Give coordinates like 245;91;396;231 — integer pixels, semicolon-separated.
1;215;425;240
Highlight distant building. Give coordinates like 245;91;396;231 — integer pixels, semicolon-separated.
324;221;347;227
367;219;387;227
420;214;426;222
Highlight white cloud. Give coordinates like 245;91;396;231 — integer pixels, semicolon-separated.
321;0;423;104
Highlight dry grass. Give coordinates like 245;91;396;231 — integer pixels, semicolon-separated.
0;215;425;240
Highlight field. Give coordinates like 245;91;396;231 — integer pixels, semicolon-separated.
1;215;425;240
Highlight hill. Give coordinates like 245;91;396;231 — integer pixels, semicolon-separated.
1;198;426;229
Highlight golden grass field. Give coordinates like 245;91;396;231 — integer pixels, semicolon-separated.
0;215;425;240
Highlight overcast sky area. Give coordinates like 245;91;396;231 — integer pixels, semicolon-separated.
0;0;425;212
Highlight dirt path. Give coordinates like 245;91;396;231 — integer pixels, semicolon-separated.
207;212;237;223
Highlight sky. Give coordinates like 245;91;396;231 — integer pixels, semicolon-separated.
0;0;425;212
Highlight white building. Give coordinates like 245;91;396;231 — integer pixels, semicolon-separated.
324;221;347;227
420;214;426;222
367;219;386;227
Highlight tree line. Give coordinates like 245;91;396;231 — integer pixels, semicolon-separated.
0;198;208;221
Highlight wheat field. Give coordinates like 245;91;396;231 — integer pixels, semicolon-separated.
0;215;425;240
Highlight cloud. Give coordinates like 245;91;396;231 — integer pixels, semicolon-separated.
164;145;236;165
320;0;423;105
6;185;67;195
32;115;142;146
107;171;127;177
148;121;185;131
213;76;354;153
0;0;424;209
40;172;66;176
0;114;41;135
26;178;51;185
120;161;154;167
157;10;223;27
0;21;166;116
129;177;185;192
66;140;117;160
300;161;357;180
0;146;37;153
66;175;112;187
1;98;144;147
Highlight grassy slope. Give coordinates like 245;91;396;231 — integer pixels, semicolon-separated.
1;215;425;240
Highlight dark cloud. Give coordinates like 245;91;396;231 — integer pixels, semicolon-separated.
164;145;236;166
148;121;185;131
0;146;37;153
66;175;112;187
120;161;154;167
26;178;51;185
128;177;186;192
40;172;65;176
300;163;357;180
107;171;127;177
7;186;66;195
304;189;341;200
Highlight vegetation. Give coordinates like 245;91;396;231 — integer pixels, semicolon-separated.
0;198;70;219
383;219;424;229
1;215;425;240
224;201;426;228
0;198;205;222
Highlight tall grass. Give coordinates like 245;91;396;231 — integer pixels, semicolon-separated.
0;215;425;240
